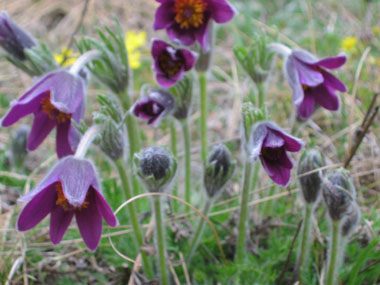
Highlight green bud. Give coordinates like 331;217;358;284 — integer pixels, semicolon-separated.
297;148;326;204
170;74;193;121
11;124;29;169
134;147;177;193
204;144;235;199
241;102;266;152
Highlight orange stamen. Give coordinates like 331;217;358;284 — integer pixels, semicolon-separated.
56;182;89;211
41;94;72;124
174;0;207;29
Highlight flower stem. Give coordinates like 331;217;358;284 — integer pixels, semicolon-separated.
326;221;341;285
257;82;265;109
74;125;101;159
153;195;169;285
70;50;101;75
296;203;313;282
181;118;191;209
170;120;179;213
115;159;153;279
187;198;213;263
199;71;208;165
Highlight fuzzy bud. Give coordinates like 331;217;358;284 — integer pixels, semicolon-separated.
98;119;124;161
341;203;360;237
241;102;266;153
11;124;29;169
322;168;356;221
134;147;177;193
171;74;193;120
297;148;326;204
204;144;235;199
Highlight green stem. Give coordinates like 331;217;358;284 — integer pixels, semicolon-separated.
297;203;313;283
153;196;169;285
187;198;213;263
181;118;191;208
236;161;254;264
170;120;179;213
199;71;208;165
257;82;265;108
326;221;341;285
114;159;153;279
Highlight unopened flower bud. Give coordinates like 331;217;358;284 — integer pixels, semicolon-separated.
204;144;235;199
135;147;177;193
297;148;326;204
11;124;29;169
341;203;360;237
322;168;356;221
98;119;124;161
171;74;193;120
241;102;266;152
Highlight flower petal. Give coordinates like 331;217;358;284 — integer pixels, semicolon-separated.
321;70;347;92
291;49;319;64
17;183;57;231
94;188;118;227
284;56;304;105
260;157;291;187
50;206;74;244
312;84;340;111
263;129;285;148
56;120;74;158
167;24;196;46
180;48;197;71
208;0;236;23
294;60;323;87
153;1;175;30
315;54;347;69
248;122;268;160
151;39;169;60
264;122;303;152
297;92;316;119
27;111;56;151
156;73;177;88
195;19;211;51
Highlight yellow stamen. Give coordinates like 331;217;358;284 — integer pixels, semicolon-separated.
41;94;72;124
174;0;207;29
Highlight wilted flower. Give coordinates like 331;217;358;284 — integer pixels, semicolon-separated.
135;146;177;193
153;0;236;50
0;11;36;60
204;144;235;199
17;156;117;250
125;31;147;69
284;49;347;119
1;70;85;158
131;87;174;126
248;121;303;187
297;148;326;204
152;39;196;87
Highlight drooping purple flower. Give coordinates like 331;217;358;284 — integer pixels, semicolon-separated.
0;11;36;60
131;88;174;126
17;156;118;251
153;0;236;50
1;70;85;158
284;49;347;119
152;39;196;87
248;121;303;187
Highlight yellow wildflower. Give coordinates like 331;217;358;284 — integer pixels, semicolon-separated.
372;26;380;36
125;31;147;69
341;37;358;52
54;47;79;67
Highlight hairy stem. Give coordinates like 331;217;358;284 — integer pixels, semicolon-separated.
199;71;208;164
182;118;191;209
326;221;341;285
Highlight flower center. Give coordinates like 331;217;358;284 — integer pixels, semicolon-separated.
174;0;207;29
158;51;183;77
261;146;284;161
142;101;164;117
41;94;72;124
302;84;311;92
56;182;89;211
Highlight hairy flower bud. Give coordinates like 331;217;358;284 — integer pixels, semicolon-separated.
297;148;326;204
135;147;177;193
204;144;235;199
241;102;266;152
99;119;124;161
341;203;360;237
322;168;356;221
11;124;29;169
171;74;193;120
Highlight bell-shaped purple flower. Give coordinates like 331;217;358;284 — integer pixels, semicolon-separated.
1;70;85;158
131;88;174;126
17;156;118;251
152;39;196;87
0;11;36;60
248;122;303;187
284;49;347;119
153;0;236;50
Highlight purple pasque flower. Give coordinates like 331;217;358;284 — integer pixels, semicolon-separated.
1;70;85;158
284;49;347;119
131;88;174;126
153;0;235;50
17;156;117;251
248;121;303;187
152;39;196;87
0;11;36;60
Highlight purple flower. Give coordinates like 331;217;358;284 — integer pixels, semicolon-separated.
248;122;303;187
152;39;196;87
153;0;236;50
17;156;118;251
131;88;174;126
0;11;36;60
285;49;347;119
1;70;85;158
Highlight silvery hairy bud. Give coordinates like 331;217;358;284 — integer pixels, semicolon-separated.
11;124;29;169
322;168;356;221
341;203;360;237
134;147;177;193
297;148;326;204
204;144;235;199
171;74;193;121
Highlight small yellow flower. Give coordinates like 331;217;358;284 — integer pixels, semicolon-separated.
372;26;380;36
341;36;358;52
125;31;147;69
54;47;79;67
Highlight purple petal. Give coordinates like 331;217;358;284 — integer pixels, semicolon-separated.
311;84;339;111
50;206;74;244
195;19;211;51
75;189;102;251
56;120;74;158
297;92;316;119
293;60;323;87
94;188;118;227
284;56;304;105
208;0;236;23
315;54;347;69
291;49;319;64
321;70;347;92
248;123;268;160
17;183;57;231
68;126;81;154
153;1;175;30
27;111;56;151
167;24;196;46
179;48;196;71
151;39;170;60
263;129;285;148
156;74;177;88
278;150;293;169
264;122;303;152
260;157;291;187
